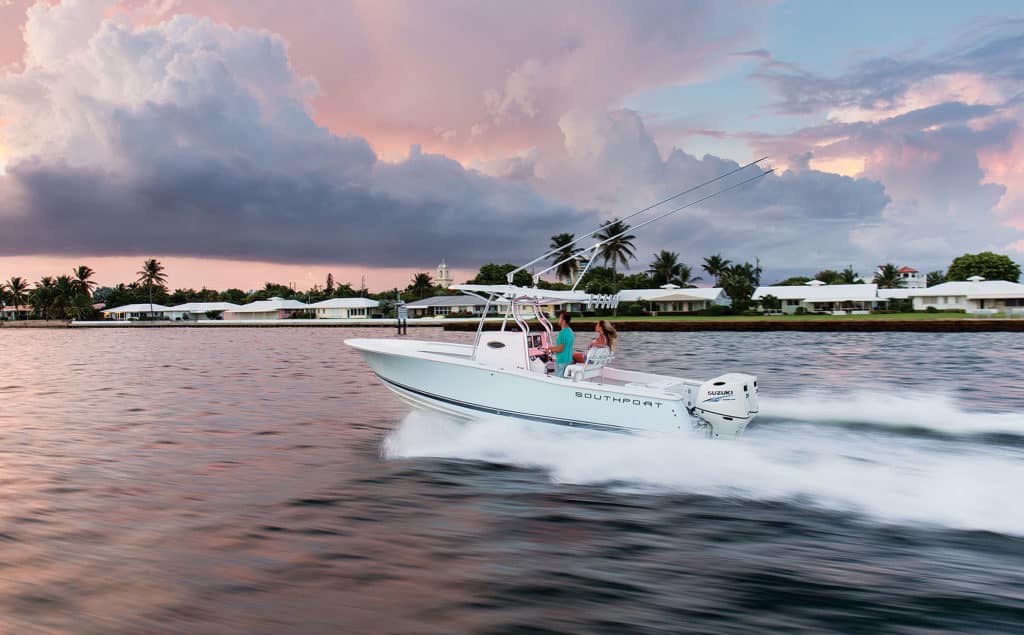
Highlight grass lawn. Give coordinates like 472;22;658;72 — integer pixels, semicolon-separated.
570;312;1000;322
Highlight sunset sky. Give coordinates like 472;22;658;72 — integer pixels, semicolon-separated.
1;0;1022;291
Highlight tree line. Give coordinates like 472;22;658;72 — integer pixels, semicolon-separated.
401;219;1023;312
0;259;387;321
3;231;1020;320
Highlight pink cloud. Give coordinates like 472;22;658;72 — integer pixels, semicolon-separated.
978;109;1024;228
0;255;474;292
129;0;762;161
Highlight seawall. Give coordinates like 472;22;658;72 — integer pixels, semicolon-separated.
4;318;1024;332
443;319;1024;332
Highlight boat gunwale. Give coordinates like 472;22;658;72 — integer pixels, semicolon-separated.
345;337;687;400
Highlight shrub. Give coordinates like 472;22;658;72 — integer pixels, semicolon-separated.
925;306;939;313
794;306;807;315
618;301;647;316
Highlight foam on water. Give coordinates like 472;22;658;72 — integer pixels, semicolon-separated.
760;390;1024;437
384;392;1024;536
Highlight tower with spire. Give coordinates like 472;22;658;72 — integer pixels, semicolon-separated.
436;259;453;289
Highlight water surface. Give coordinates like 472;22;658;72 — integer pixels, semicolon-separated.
1;328;1023;633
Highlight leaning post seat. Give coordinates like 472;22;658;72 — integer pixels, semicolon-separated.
564;346;613;382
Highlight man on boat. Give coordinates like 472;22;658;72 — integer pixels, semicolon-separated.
547;311;575;378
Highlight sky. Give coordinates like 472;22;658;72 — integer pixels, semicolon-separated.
0;0;1022;291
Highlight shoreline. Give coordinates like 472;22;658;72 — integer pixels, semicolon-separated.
444;319;1024;332
3;316;1024;332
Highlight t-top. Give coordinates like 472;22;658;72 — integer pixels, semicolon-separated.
555;327;575;365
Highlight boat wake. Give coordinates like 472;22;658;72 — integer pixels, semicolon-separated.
383;391;1024;536
758;390;1024;439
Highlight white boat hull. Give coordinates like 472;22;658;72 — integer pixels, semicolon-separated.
347;338;758;437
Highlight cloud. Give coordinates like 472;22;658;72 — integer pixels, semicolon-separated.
2;1;1019;280
0;3;594;266
739;20;1024;263
751;19;1024;117
139;0;766;159
477;108;893;273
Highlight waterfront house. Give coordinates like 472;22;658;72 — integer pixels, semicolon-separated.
403;295;488;318
907;277;1024;313
307;297;381;319
222;297;309;321
753;281;879;314
618;284;730;313
1;305;32;320
102;303;171;320
164;302;240;320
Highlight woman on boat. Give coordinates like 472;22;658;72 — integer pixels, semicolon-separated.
573;320;616;362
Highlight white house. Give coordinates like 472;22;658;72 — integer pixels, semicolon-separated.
1;305;32;320
403;295;488;317
164;302;240;321
877;288;913;302
618;284;730;313
222;297;309;321
102;303;171;320
753;281;879;314
307;297;381;319
908;276;1024;312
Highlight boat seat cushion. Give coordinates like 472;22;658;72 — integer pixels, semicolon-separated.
564;347;613;381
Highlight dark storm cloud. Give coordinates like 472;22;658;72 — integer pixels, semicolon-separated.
0;9;598;267
0;155;594;267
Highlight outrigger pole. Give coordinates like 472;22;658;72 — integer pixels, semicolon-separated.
527;167;776;289
507;156;769;284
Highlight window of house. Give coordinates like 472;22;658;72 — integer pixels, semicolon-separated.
433;306;450;315
785;299;801;306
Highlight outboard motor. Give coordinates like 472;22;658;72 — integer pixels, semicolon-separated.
693;373;759;438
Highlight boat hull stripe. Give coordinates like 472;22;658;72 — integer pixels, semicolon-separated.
376;375;634;434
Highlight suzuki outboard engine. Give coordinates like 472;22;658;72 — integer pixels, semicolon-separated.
693;373;759;438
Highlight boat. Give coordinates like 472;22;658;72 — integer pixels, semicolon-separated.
346;160;772;438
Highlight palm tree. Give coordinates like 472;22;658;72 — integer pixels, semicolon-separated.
30;276;55;319
596;218;636;275
136;258;167;317
648;250;682;287
702;254;732;286
52;275;74;320
874;263;900;289
731;261;763;287
549;233;580;284
676;263;702;287
408;272;434;300
71;265;96;298
926;270;946;287
6;276;29;320
840;266;860;284
648;251;703;288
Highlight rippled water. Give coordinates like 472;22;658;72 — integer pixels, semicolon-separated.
1;327;1023;633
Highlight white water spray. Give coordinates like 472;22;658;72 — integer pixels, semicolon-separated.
384;391;1024;536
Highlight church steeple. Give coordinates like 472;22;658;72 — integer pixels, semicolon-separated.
436;259;453;289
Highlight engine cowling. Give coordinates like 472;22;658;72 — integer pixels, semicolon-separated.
694;373;759;438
